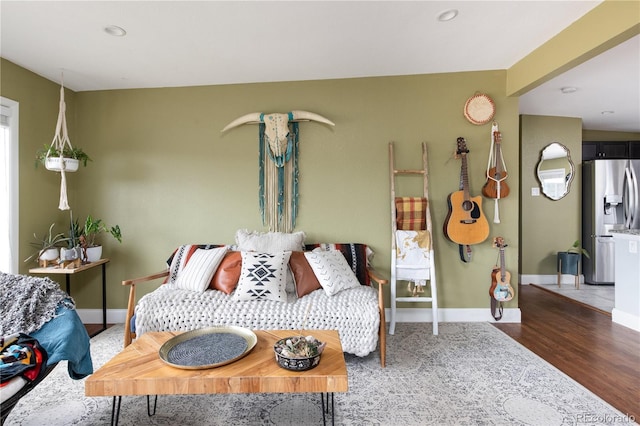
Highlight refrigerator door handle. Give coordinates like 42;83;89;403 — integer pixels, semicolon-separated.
631;164;639;227
624;167;635;228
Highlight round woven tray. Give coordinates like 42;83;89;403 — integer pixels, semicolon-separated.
463;93;496;125
159;326;257;370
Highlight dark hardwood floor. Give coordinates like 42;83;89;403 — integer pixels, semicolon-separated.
494;284;640;421
84;285;638;420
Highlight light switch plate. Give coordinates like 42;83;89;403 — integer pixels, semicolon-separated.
531;187;540;196
630;240;638;254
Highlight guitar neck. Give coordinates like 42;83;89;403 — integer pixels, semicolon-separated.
500;247;506;282
461;153;471;200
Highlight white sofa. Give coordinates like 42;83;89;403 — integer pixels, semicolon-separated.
123;233;387;367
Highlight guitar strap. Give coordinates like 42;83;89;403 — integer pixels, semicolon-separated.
491;297;503;321
459;244;472;263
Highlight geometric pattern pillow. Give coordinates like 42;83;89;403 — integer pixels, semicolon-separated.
233;251;291;302
304;249;361;296
172;247;228;293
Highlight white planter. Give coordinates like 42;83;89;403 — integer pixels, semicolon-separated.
39;247;59;261
45;157;79;172
85;246;102;262
60;246;82;261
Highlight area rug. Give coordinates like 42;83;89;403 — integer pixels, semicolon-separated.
4;323;632;426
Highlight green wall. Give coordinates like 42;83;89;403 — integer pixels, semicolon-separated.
0;58;81;265
519;115;582;276
3;59;520;312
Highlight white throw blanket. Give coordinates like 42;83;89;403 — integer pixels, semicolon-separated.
134;285;380;357
395;230;431;282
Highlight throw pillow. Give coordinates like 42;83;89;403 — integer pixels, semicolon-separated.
304;243;372;286
235;229;306;252
211;251;242;294
165;244;225;284
233;251;292;302
172;247;228;293
289;251;322;297
304;250;361;296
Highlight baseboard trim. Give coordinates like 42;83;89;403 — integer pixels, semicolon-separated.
385;307;521;323
79;307;521;325
612;308;640;332
77;309;128;324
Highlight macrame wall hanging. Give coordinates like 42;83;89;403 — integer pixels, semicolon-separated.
222;111;335;232
48;78;76;211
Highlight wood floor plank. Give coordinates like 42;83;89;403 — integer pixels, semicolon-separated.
494;284;640;421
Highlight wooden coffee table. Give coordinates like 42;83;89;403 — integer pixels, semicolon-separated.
85;329;348;425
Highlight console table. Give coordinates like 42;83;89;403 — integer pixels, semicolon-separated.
30;258;110;333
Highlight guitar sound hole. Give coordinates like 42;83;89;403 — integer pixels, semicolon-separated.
462;200;473;211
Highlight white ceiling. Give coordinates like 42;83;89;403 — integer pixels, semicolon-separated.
1;1;638;132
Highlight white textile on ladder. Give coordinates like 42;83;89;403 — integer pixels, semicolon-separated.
395;230;431;282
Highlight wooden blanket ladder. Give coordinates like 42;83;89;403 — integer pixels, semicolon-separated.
389;142;438;335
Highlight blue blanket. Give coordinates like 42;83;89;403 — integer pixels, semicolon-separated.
30;305;92;380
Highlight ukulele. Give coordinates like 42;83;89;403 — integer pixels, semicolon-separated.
444;137;489;245
490;237;514;302
482;130;510;199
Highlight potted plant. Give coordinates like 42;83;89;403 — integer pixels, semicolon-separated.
557;240;590;276
35;143;92;172
80;215;122;262
61;210;84;262
24;223;69;265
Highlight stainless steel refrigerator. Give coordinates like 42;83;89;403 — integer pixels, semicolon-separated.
582;159;640;284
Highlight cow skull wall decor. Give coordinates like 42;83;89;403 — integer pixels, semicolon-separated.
221;111;335;232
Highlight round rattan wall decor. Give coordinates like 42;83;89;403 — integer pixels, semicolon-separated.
463;93;496;125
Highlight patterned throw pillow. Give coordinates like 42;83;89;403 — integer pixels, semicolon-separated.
304;250;361;296
233;251;292;302
172;247;228;293
165;244;225;284
304;243;371;286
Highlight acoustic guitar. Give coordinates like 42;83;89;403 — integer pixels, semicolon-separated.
444;137;489;245
482;130;510;199
490;237;514;302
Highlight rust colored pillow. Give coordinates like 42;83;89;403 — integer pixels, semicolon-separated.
211;251;242;294
289;251;322;298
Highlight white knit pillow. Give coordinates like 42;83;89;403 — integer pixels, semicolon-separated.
173;247;228;293
304;250;361;296
233;251;291;302
235;229;305;252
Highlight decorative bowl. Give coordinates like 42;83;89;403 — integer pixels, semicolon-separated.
273;336;326;371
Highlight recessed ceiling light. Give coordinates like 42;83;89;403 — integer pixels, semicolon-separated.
104;25;127;37
560;86;578;94
437;9;458;22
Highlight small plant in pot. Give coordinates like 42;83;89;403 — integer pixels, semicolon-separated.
60;211;84;262
274;335;326;371
24;223;69;265
557;240;590;275
80;215;122;262
35;143;91;172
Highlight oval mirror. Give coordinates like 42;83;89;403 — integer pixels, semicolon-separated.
536;142;574;200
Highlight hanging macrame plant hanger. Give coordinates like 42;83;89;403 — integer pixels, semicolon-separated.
47;77;78;210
